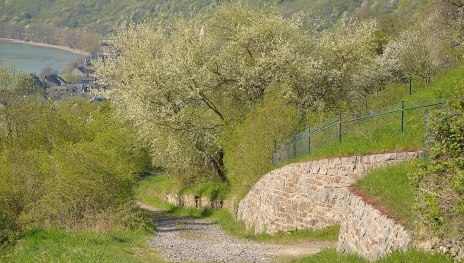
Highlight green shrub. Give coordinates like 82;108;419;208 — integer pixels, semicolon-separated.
221;93;299;202
0;99;151;244
412;101;464;240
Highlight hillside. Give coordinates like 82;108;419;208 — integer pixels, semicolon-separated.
0;0;218;34
0;0;422;35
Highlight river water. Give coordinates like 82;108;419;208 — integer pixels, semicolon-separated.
0;39;83;75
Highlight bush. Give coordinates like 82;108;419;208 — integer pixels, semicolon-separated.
412;101;464;240
0;99;151;244
221;92;299;202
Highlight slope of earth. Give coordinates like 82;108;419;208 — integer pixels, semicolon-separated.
0;0;422;34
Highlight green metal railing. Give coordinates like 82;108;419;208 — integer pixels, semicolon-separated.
272;99;448;165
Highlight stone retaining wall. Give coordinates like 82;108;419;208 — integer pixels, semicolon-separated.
337;190;412;260
236;151;421;261
417;237;464;260
237;151;420;234
164;194;224;209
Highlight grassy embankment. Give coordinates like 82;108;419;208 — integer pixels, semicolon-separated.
353;161;418;228
280;62;464;164
0;229;164;263
290;164;441;263
136;174;339;245
145;64;464;205
292;248;455;263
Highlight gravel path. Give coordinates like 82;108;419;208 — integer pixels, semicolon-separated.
147;212;335;263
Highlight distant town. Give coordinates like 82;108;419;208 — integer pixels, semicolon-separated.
37;44;111;103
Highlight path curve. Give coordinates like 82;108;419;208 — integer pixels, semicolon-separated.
139;203;335;263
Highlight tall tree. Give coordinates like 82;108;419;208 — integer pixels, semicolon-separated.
95;3;314;181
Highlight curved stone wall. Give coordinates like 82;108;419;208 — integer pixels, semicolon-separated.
237;151;420;234
236;151;421;260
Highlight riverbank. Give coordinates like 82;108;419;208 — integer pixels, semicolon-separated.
0;38;89;56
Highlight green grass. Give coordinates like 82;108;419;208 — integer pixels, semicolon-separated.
277;63;464;166
0;229;164;263
353;161;418;228
136;174;177;210
293;248;455;263
178;180;230;201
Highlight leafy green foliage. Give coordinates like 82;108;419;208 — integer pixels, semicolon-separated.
95;3;317;183
221;93;299;202
0;66;151;244
96;3;385;188
412;102;464;240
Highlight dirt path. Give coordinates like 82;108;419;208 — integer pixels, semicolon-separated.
139;203;335;263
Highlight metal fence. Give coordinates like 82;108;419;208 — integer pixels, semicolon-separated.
273;99;449;165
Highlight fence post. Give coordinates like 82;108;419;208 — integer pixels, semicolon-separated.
338;111;342;143
409;77;412;95
423;110;430;159
293;134;297;158
401;101;405;133
308;128;311;156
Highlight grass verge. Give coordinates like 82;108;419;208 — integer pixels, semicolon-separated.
352;161;418;228
136;173;177;210
208;209;339;244
0;229;164;263
163;208;339;245
292;248;454;263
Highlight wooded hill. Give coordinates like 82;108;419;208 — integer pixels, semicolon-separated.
0;0;422;35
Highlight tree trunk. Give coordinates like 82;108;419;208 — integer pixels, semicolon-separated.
209;149;228;183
